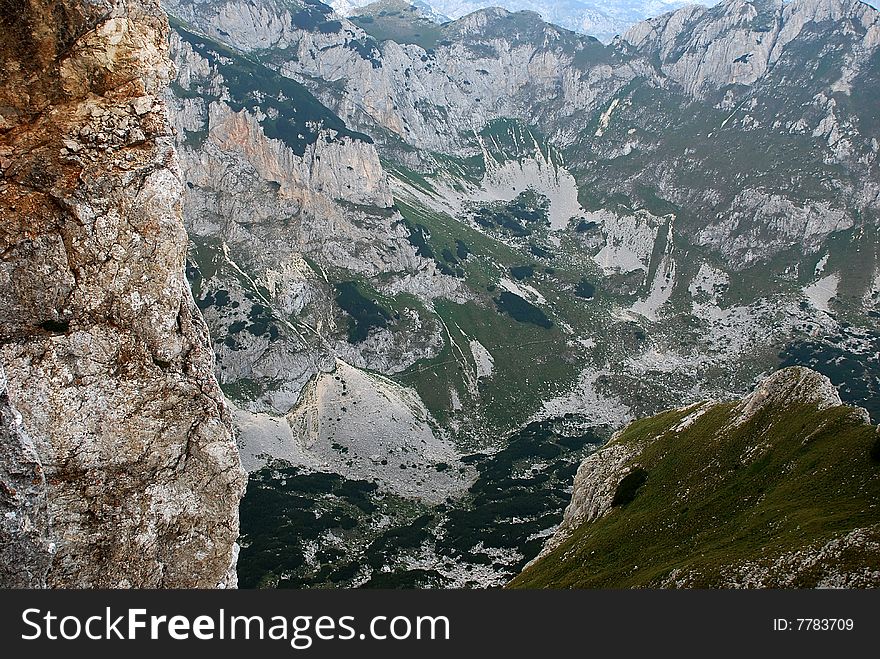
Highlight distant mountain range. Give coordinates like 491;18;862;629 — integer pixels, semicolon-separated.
333;0;880;41
333;0;702;41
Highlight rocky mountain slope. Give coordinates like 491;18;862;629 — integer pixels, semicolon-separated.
511;367;880;588
164;14;470;501
0;0;246;587
159;0;880;587
166;0;880;269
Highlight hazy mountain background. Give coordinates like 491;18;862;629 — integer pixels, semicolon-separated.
333;0;880;42
332;0;693;41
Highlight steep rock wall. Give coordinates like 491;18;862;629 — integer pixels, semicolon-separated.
0;0;246;587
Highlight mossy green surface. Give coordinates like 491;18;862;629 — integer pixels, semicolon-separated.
511;400;880;588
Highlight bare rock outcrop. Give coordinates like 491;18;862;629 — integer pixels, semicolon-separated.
623;0;880;98
733;365;847;425
0;363;50;588
0;0;246;587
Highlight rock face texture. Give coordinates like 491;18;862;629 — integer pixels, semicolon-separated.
0;364;50;588
0;0;246;587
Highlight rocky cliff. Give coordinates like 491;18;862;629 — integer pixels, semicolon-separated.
625;0;880;97
162;0;880;432
0;0;246;587
512;367;880;588
163;18;468;499
164;0;879;269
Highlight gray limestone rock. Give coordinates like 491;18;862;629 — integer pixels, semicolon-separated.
0;364;51;588
0;0;246;588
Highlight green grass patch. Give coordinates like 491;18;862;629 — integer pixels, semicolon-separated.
511;398;880;588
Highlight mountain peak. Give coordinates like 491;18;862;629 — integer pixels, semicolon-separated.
735;367;844;425
455;5;512;25
622;0;879;97
444;5;577;41
351;0;446;22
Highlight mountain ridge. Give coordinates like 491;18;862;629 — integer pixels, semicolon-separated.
512;366;880;588
335;0;694;42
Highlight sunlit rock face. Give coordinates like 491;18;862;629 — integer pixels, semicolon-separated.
0;0;246;588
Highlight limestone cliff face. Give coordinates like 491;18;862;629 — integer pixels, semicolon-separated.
163;0;879;271
162;20;465;488
0;0;246;587
624;0;880;98
163;0;639;154
165;26;458;410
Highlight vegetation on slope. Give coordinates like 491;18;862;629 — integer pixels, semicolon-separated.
238;420;606;589
511;390;880;588
171;18;371;155
350;0;444;49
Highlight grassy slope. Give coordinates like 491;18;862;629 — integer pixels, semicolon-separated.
389;193;590;441
349;0;443;49
511;400;880;588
